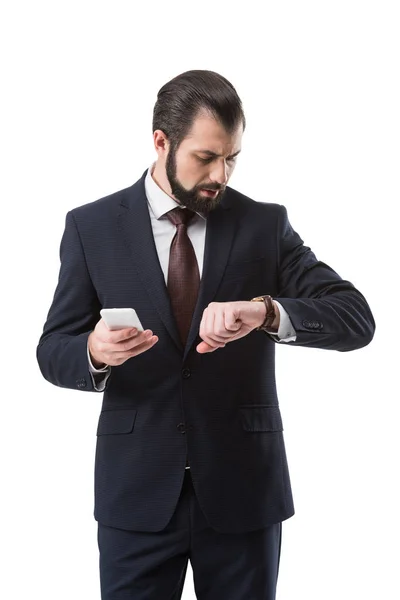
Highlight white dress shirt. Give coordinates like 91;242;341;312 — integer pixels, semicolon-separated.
88;164;297;391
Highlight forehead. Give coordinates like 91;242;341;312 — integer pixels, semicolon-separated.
182;113;243;152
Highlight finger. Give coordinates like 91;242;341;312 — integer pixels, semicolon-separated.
200;336;225;349
196;340;219;353
113;327;139;342
201;310;220;348
224;308;242;333
110;335;158;360
213;308;233;341
99;319;139;343
203;308;228;346
114;330;154;351
97;330;151;356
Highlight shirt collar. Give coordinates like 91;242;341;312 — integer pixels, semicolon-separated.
144;162;206;221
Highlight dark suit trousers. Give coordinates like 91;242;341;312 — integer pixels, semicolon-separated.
97;469;282;600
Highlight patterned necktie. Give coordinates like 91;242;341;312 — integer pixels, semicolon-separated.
166;207;200;346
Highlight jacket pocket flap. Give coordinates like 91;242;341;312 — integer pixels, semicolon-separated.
239;405;283;432
96;409;137;436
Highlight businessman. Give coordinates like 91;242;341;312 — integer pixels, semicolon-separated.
37;69;376;600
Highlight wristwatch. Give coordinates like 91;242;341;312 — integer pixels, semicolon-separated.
250;295;279;334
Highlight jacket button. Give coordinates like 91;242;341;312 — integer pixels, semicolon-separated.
177;423;186;434
182;368;191;379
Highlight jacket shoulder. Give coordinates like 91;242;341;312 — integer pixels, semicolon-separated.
226;185;284;218
68;185;133;221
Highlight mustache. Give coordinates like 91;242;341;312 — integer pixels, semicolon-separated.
198;185;224;192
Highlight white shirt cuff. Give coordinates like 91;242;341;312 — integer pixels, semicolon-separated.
268;300;297;343
87;343;111;391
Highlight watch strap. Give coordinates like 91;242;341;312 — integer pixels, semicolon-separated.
250;295;278;333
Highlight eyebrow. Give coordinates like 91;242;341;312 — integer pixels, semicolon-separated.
196;149;242;159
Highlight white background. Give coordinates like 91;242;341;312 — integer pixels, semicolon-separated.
1;1;399;598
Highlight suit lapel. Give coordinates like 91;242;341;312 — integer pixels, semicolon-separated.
118;170;182;353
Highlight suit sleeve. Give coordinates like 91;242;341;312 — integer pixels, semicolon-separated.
265;204;376;351
36;210;107;391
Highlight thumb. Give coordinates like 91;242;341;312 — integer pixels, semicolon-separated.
196;341;220;353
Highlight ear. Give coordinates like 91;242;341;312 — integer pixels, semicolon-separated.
153;129;170;158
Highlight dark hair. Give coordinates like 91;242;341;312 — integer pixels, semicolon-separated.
152;70;246;149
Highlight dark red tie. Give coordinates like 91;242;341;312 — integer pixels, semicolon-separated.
166;207;200;346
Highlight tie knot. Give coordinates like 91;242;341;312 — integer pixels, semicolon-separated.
166;206;196;227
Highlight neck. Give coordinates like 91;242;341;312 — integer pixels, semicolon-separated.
151;161;175;200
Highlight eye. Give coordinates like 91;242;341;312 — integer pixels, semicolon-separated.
197;155;238;164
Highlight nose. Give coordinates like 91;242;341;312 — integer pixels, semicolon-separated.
209;160;229;186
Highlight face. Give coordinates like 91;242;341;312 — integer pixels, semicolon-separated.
162;113;243;213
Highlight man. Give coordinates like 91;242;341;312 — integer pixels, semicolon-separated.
37;69;375;600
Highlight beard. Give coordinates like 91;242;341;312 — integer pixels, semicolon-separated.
165;145;226;214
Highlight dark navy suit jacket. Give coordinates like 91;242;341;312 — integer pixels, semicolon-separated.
36;169;375;533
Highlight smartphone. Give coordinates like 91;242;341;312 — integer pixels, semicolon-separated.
100;308;144;332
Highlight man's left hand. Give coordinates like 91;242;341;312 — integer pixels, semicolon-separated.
196;300;279;353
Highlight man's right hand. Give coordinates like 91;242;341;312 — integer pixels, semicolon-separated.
88;319;159;368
